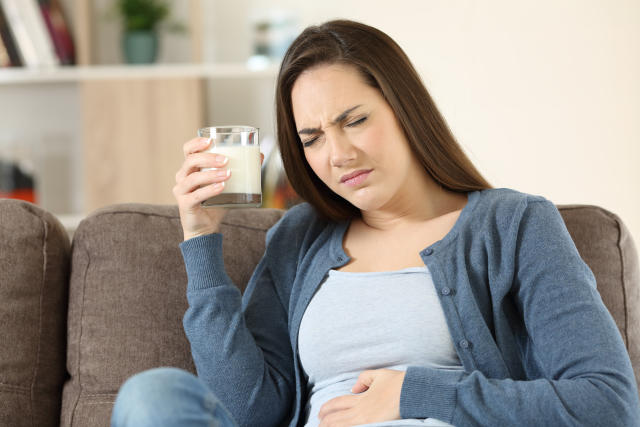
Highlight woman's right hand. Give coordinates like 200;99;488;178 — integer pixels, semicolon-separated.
173;137;231;241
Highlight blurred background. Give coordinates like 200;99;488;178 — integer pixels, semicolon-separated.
0;0;638;245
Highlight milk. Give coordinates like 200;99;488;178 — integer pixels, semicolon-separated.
202;143;262;207
211;144;261;194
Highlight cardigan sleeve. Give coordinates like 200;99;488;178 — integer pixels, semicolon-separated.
180;231;294;427
400;199;640;426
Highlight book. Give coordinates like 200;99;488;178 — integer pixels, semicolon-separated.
38;0;74;65
0;34;9;66
0;0;40;66
0;3;22;66
18;0;58;66
0;0;58;67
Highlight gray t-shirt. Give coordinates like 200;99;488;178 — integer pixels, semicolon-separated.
298;266;463;427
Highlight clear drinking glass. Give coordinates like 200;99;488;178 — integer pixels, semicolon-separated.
198;126;262;208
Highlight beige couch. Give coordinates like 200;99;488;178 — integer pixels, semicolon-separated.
1;199;638;426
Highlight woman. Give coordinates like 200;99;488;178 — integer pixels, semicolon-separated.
112;20;640;427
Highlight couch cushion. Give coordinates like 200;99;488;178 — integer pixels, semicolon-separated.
60;204;284;426
558;204;640;391
0;200;70;427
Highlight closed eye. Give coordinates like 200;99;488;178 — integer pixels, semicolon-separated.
302;116;367;148
346;116;367;127
302;136;319;147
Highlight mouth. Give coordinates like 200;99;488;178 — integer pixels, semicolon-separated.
340;169;373;186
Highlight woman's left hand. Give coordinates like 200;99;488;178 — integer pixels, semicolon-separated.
318;369;406;427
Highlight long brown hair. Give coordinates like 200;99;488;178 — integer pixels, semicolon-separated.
276;19;492;221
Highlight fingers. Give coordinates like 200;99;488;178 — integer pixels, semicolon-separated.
318;395;356;420
174;137;231;212
175;152;229;184
183;137;211;158
182;181;225;210
351;382;369;394
174;168;230;198
318;406;360;427
351;370;375;393
173;175;226;211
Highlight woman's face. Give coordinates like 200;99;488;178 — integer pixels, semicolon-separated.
291;63;422;213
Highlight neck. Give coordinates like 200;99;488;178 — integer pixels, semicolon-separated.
359;177;467;232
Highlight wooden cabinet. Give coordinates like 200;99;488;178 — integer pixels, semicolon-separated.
80;77;204;210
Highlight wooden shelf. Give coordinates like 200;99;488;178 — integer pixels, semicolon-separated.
0;62;279;85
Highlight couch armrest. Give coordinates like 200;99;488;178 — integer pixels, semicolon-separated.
0;199;70;427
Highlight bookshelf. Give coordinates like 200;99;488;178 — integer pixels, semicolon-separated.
0;63;278;234
0;1;281;234
0;63;279;84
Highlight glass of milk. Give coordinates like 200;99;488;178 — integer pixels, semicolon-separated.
198;126;262;208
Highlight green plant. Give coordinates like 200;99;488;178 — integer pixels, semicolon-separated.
116;0;171;32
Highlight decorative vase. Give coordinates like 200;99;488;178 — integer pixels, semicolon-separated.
123;30;158;64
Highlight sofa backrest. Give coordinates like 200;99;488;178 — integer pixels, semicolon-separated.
0;199;70;427
558;204;640;385
59;204;284;426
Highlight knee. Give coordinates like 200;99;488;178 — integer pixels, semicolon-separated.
111;367;207;427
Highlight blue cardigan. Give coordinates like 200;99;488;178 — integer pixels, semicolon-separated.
180;187;640;426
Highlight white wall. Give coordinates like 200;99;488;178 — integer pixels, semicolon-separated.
201;0;640;248
0;83;83;215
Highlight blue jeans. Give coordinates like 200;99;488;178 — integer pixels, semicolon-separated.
111;367;239;427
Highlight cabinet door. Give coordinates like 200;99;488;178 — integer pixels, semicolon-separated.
81;78;204;211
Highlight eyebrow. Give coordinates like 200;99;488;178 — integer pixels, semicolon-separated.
297;105;362;135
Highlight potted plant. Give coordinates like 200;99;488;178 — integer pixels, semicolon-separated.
115;0;176;64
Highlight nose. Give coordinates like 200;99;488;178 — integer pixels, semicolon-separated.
328;131;356;168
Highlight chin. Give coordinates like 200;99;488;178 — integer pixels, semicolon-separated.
343;193;385;213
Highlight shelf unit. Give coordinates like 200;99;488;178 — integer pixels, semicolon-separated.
0;63;279;84
0;62;279;235
0;1;283;235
